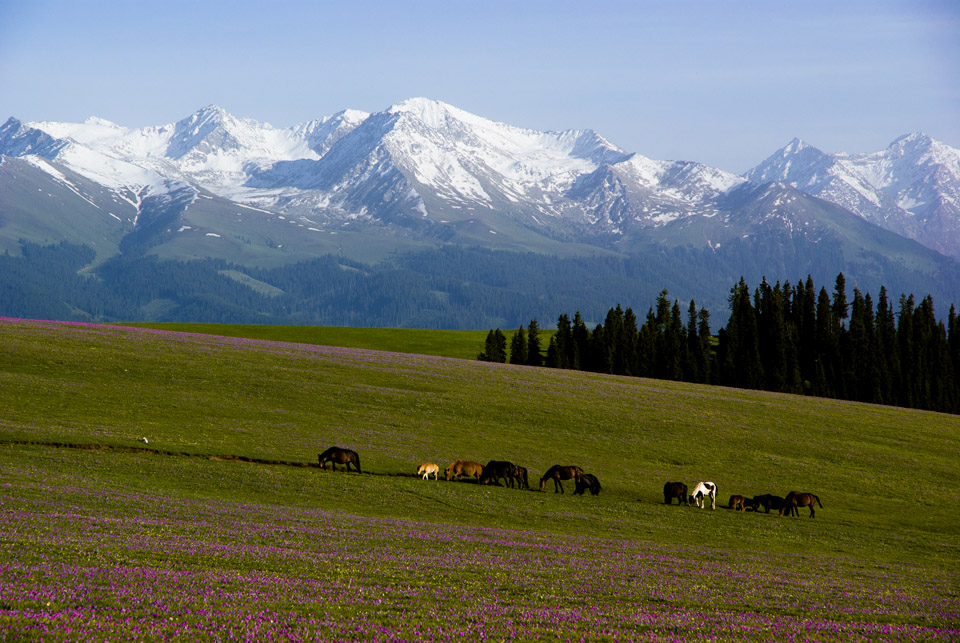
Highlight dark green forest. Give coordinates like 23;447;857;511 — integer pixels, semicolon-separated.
482;274;960;415
0;241;737;328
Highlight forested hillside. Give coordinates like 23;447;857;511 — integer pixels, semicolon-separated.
484;275;960;414
5;238;960;331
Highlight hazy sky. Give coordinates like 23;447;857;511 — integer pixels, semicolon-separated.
1;0;957;173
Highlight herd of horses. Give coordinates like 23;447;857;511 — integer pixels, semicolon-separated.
663;481;823;517
318;447;821;516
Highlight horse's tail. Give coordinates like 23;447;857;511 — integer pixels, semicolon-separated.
354;452;361;474
815;495;822;508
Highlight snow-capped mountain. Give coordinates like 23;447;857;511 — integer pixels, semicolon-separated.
1;98;958;268
4;99;960;327
1;99;756;251
746;134;960;257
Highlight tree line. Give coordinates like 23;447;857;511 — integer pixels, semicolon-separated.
479;274;960;415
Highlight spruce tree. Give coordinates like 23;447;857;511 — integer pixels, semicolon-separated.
875;286;900;405
622;307;640;376
478;329;507;363
698;306;716;384
554;313;573;369
572;311;590;371
815;287;838;397
897;294;917;407
509;326;528;365
685;300;702;383
724;278;762;389
526;319;543;367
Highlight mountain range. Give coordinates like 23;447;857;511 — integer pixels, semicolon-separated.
2;98;960;327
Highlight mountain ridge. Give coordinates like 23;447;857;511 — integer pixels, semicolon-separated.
2;100;960;326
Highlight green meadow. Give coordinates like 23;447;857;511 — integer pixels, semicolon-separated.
1;318;958;641
115;322;493;360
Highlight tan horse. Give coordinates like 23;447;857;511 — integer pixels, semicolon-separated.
445;460;484;482
727;495;747;511
538;465;583;493
417;463;439;481
779;491;823;518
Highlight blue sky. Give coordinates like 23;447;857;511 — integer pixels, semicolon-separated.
1;0;957;172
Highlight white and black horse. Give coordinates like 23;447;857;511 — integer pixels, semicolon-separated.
690;481;717;510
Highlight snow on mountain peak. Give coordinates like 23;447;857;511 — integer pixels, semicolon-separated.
388;97;461;124
782;137;806;155
82;116;122;129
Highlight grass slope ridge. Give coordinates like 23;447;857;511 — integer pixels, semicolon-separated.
1;319;958;641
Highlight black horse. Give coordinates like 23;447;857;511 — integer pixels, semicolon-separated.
748;494;785;514
317;447;361;473
479;460;516;487
574;473;601;496
663;481;688;505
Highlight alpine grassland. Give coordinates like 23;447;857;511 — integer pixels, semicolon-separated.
1;317;958;641
114;322;492;360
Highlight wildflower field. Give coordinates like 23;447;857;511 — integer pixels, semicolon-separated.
1;318;958;641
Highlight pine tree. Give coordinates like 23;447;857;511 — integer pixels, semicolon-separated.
815;287;837;397
478;328;507;363
723;278;762;389
685;300;703;383
795;275;818;393
605;305;626;375
949;305;960;408
572;311;590;371
554;313;573;369
526;319;543;367
756;278;788;392
875;286;900;405
636;307;657;377
897;294;916;408
622;307;640;376
508;326;528;365
698;306;716;384
847;288;879;403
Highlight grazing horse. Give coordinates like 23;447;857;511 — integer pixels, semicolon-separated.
689;481;717;510
779;491;823;518
445;460;484;483
574;473;602;496
663;482;688;505
749;494;785;514
512;465;530;490
317;447;361;473
539;465;583;493
479;460;516;487
727;495;747;511
417;463;439;481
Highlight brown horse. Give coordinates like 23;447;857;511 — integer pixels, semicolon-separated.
317;447;361;473
539;465;583;493
445;459;484;482
663;482;688;505
512;465;530;490
727;495;747;511
479;460;516;487
779;491;823;518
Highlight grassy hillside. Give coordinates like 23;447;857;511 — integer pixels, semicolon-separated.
1;318;958;641
115;322;492;359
